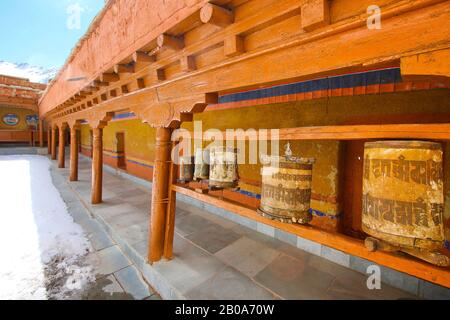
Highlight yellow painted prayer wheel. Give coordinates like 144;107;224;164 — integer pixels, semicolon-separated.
179;156;194;183
258;155;315;224
209;147;239;189
194;149;210;181
362;141;445;251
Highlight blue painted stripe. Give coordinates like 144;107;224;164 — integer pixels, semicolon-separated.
445;241;450;250
113;112;135;120
126;159;154;169
218;68;402;104
235;189;339;219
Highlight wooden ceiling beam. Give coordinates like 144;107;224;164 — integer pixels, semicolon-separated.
200;3;234;28
100;73;120;82
133;51;156;64
114;64;135;74
157;34;184;51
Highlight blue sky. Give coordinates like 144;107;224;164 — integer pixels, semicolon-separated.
0;0;104;70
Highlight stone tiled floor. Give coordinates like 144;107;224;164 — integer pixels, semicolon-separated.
55;155;418;300
50;163;160;300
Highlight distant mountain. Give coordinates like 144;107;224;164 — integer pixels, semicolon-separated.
0;61;58;84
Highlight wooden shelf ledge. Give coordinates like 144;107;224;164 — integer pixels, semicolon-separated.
189;123;450;141
172;184;450;289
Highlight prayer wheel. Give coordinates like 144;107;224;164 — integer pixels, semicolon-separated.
194;149;210;181
258;155;315;224
209;147;239;189
362;141;448;266
179;156;194;183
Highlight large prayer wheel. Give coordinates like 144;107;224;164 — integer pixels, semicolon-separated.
209;147;239;189
179;156;194;183
258;155;315;224
194;149;210;181
362;141;445;252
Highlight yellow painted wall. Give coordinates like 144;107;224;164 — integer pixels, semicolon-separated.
80;89;450;240
0;107;37;130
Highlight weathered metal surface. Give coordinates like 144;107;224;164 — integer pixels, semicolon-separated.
209;147;239;189
258;155;315;224
362;140;445;251
179;156;194;183
194;148;210;181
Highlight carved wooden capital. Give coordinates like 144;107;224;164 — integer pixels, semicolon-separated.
85;111;115;129
130;93;218;128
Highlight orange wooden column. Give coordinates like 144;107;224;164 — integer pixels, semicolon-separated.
47;128;52;154
69;125;79;181
148;127;173;263
91;127;104;204
163;139;179;260
58;125;66;168
39;120;44;148
51;127;57;160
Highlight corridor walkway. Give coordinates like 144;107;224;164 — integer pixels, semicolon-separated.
55;154;418;300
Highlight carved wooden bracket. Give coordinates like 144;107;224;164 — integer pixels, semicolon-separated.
130;92;218;128
85;111;115;129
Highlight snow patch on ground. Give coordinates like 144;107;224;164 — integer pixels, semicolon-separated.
0;155;94;299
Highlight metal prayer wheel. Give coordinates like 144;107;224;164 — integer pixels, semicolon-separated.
362;140;448;266
179;156;194;183
258;155;315;224
194;149;210;181
209;147;239;189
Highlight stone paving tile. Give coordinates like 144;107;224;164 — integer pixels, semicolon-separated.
254;254;335;300
175;212;216;237
132;239;148;257
326;272;417;300
114;265;154;300
116;222;149;245
215;237;282;278
82;275;134;300
87;245;132;277
186;266;277;300
185;223;241;254
107;210;148;229
94;203;140;219
153;234;226;295
82;219;115;251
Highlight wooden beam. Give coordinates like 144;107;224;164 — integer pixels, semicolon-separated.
195;124;450;141
401;48;450;79
157;34;184;50
114;64;135;74
93;80;109;87
200;3;234;28
133;51;156;63
100;73;120;82
301;0;330;32
224;35;245;57
180;55;197;72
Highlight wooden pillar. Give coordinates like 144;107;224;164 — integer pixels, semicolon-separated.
51;127;57;160
39;120;44;147
163;139;179;260
148;127;172;263
91;127;103;204
70;125;79;181
58;125;66;168
47;127;52;154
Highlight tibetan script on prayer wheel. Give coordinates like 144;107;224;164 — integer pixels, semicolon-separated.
362;140;445;251
258;155;315;224
209;147;239;189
